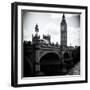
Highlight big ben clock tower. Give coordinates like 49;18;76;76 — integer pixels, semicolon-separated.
61;14;67;46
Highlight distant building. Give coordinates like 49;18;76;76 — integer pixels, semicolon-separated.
32;24;51;45
43;34;51;44
61;14;67;46
32;34;40;44
39;39;50;45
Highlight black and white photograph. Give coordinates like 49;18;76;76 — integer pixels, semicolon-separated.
11;2;87;87
23;11;80;77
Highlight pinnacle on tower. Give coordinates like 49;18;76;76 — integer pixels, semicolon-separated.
63;13;65;19
62;13;66;21
61;13;67;25
35;24;39;35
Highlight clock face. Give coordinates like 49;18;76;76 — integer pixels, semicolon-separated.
61;25;65;31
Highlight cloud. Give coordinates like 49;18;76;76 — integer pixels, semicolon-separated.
44;23;60;34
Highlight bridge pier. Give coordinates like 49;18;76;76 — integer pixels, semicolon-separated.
35;49;40;72
35;63;40;72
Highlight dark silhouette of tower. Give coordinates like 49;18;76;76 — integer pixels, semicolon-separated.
32;24;40;44
61;14;67;46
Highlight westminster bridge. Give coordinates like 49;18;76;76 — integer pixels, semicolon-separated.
23;42;79;77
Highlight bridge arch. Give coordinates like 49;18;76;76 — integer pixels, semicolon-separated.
39;51;60;62
40;52;62;75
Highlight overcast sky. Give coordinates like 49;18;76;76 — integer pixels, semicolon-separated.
22;11;80;46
